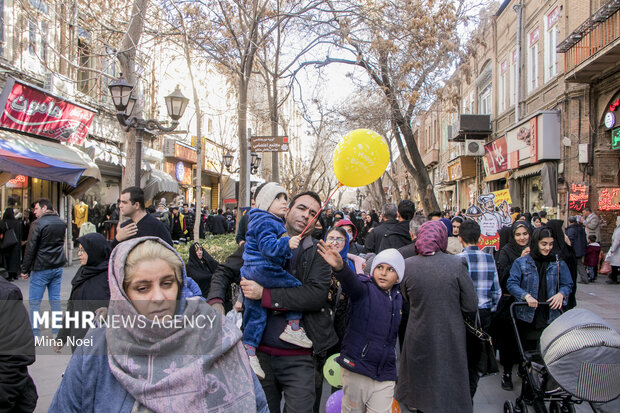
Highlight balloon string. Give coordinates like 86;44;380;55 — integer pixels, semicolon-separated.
299;182;344;238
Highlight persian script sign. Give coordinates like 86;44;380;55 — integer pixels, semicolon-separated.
568;183;589;211
0;77;95;144
599;188;620;211
250;135;289;152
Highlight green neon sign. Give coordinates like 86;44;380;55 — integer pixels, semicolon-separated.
613;127;620;150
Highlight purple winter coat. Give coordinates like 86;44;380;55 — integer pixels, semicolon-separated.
334;264;401;382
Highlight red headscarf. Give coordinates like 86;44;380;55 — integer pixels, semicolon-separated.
415;221;448;256
335;219;358;241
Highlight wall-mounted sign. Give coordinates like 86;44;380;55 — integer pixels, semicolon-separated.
605;112;616;129
612;127;620;150
569;183;589;211
250;135;289;152
0;77;95;144
506;112;560;167
163;139;197;163
599;188;620;211
175;161;185;182
484;136;508;174
530;116;538;163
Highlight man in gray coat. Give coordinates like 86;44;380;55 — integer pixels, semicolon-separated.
582;207;601;244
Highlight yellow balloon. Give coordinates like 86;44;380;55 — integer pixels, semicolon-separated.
333;129;390;187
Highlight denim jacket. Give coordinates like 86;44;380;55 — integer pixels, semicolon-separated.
506;254;573;324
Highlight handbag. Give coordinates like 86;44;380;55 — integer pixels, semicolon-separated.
599;259;612;275
0;222;18;250
464;311;499;376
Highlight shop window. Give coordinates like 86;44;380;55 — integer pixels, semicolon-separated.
28;20;36;55
479;81;491;115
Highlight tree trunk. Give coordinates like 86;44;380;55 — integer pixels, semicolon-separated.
238;75;250;207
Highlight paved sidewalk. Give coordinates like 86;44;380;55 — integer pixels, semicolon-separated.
13;264;620;413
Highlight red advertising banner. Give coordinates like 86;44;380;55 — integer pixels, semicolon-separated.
484;136;508;174
529;116;538;163
0;77;96;144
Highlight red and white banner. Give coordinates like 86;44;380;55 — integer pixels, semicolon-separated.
0;77;96;144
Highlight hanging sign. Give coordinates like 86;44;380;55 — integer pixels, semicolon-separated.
568;183;589;211
612;127;620;149
484;136;508;174
0;77;96;144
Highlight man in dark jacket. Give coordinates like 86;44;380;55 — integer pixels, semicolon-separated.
567;216;588;283
20;198;66;337
210;209;228;235
182;203;195;240
0;276;38;412
379;199;416;252
364;203;399;253
207;192;337;413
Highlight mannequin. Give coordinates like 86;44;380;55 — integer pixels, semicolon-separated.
73;200;89;229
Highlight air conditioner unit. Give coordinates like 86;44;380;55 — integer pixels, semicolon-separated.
43;72;75;97
464;139;486;156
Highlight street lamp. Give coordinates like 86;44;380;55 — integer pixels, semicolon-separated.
224;151;261;175
108;74;189;187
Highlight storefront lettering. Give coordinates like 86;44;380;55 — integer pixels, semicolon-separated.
610;97;620;112
10;95;63;118
568;183;589;211
7;174;28;188
530;117;538;163
477;234;500;251
599;188;620;211
612;127;620;150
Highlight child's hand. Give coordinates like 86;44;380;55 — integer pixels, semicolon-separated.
317;240;344;271
289;235;301;249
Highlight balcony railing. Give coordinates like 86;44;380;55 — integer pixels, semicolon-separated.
559;0;620;76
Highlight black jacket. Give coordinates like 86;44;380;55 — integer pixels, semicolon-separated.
0;278;38;412
379;220;412;252
364;219;399;253
566;223;587;258
207;236;338;355
21;212;66;274
210;214;227;235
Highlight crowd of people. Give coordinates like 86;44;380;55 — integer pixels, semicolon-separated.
1;183;619;413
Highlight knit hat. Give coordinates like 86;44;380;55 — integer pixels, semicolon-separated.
370;248;405;283
255;182;288;211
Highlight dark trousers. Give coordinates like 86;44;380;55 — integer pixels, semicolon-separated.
467;308;493;399
257;351;315;413
611;266;619;283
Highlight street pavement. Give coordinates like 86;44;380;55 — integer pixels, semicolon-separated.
14;262;620;413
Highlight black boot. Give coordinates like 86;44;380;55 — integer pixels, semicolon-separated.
501;372;513;391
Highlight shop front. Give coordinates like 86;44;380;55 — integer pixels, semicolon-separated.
163;138;197;203
448;156;477;211
505;111;560;215
0;77;101;262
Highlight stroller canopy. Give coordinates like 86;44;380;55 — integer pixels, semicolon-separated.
540;308;620;403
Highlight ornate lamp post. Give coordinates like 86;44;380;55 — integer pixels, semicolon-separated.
223;150;261;206
108;74;189;187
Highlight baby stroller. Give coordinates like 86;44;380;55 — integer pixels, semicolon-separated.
504;302;620;413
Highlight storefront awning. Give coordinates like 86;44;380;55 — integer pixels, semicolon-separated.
143;169;179;201
0;130;100;189
509;163;544;180
483;171;508;182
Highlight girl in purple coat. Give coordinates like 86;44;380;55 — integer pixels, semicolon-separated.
318;242;404;413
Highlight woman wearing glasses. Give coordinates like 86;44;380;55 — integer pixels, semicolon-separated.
54;232;111;353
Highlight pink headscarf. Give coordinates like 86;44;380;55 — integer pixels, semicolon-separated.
415;221;448;256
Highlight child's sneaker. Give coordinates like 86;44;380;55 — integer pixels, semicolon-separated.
249;355;265;379
279;325;313;348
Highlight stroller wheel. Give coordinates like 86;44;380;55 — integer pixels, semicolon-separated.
516;399;529;413
504;401;515;413
549;401;575;413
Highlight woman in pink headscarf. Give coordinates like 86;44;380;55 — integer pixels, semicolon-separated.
396;221;478;413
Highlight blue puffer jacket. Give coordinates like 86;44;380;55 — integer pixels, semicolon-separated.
242;208;291;272
334;265;401;382
506;254;573;324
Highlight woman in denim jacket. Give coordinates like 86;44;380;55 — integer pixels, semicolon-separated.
507;227;573;349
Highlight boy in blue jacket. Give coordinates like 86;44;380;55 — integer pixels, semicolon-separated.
318;243;404;413
241;182;310;379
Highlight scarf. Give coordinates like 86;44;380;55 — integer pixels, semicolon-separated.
186;243;218;276
501;221;531;264
439;218;453;237
415;221;447;256
106;237;256;413
325;231;355;273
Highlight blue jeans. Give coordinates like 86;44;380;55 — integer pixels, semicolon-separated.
29;267;63;336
